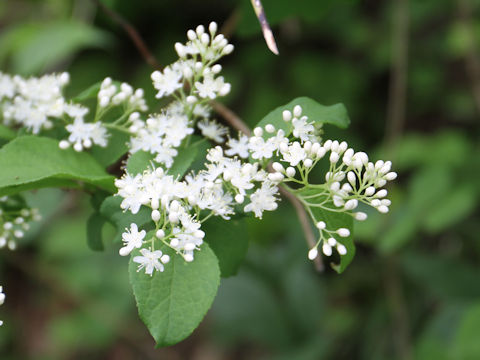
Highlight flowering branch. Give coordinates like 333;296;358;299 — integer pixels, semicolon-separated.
91;0;324;270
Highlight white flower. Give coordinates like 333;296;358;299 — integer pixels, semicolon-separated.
226;135;250;158
0;285;4;326
248;136;276;160
292;115;315;142
119;223;146;256
64;118;109;151
244;181;279;218
133;248;167;275
197;119;228;143
151;67;183;98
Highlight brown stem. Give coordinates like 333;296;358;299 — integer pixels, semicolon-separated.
457;0;480;116
210;100;252;136
92;0;161;69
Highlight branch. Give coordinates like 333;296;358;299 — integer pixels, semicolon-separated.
92;0;161;69
210;100;252;136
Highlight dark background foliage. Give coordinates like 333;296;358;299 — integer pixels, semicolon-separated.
0;0;479;359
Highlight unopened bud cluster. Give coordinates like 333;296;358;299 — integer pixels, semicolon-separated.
0;196;41;251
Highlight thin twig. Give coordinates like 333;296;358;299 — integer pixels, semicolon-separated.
92;0;320;270
458;0;480;116
92;0;161;69
210;100;252;136
250;0;280;55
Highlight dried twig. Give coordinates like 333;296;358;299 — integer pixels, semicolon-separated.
92;0;161;69
250;0;279;55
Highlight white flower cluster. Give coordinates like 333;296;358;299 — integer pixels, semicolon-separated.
152;22;233;102
115;143;281;275
1;72;69;134
129;103;194;168
0;196;41;251
97;77;148;111
0;285;4;326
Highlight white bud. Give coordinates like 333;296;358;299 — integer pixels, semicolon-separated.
331;141;339;153
316;221;326;230
365;186;376;196
212;64;222;73
316;147;326;159
337;228;350;237
322;243;332;256
253;127;263;137
14;230;24;238
371;199;381;207
347;171;356;186
209;22;218;34
376;189;388;198
329;152;340;163
311;142;320;154
337;244;347;255
293;105;302;117
282;110;292;122
156;229;165;238
119;246;132;256
223;44;234;54
323;140;332;151
327;237;337;246
161;254;170;264
344;199;358;210
170;238;179;247
187;30;196;40
196;25;205;35
184;253;194;262
235;194;244;203
185;242;196;251
186;95;197;104
4;222;12;230
59;140;70;149
385;172;397;181
151;210;161;222
272;162;284;173
286;167;296;177
304;158;313;168
308;248;318;260
265;124;275;133
354;212;368;221
73;142;83;152
377;205;389;213
175;42;187;57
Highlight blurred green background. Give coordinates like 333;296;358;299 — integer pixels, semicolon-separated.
0;0;479;359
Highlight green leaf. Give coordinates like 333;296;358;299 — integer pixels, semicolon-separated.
0;124;16;141
99;196;152;243
90;129;129;167
256;97;350;135
203;217;249;277
72;82;102;102
295;186;355;273
126;151;156;175
0;21;111;75
129;243;220;347
0;136;115;196
452;302;480;359
86;213;106;251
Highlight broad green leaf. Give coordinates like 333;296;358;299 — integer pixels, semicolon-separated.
99;196;151;243
451;302;480;359
0;136;115;196
126;151;156;175
423;183;477;233
91;129;129;167
129;243;220;347
72;82;102;102
0;124;15;141
203;217;249;277
256;97;350;136
0;21;111;75
295;186;355;273
86;212;106;251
